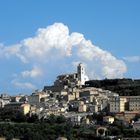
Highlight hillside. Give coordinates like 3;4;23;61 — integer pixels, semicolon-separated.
85;78;140;96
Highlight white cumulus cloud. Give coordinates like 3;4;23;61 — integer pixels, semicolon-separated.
22;23;72;60
0;22;127;86
21;65;42;78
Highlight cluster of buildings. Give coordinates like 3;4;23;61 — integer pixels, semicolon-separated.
1;63;140;130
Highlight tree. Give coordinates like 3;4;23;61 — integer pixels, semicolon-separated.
27;114;38;123
56;115;66;123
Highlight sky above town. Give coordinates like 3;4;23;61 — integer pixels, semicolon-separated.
0;0;140;94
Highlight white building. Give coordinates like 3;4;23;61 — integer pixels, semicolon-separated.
77;63;89;85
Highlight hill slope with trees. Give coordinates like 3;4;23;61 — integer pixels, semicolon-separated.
85;78;140;96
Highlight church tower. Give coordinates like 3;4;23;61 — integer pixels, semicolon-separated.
77;63;89;85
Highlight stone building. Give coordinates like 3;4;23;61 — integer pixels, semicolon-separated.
0;93;10;108
43;63;89;93
125;96;140;111
5;102;30;115
28;91;48;106
109;96;140;113
78;101;87;112
109;96;127;113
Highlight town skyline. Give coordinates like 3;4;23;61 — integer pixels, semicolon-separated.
0;0;140;94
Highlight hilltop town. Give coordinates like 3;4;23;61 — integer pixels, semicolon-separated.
0;63;140;140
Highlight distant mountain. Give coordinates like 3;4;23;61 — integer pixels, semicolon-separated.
85;78;140;96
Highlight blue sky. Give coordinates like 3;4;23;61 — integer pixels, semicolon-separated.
0;0;140;94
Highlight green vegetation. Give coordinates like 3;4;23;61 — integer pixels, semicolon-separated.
0;108;38;123
0;108;26;122
85;78;140;96
1;109;140;139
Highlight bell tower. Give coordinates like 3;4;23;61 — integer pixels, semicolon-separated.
77;63;89;85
